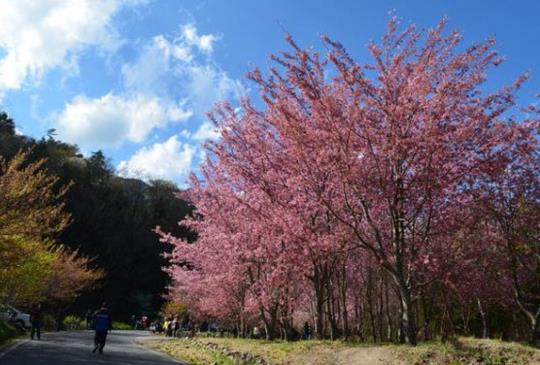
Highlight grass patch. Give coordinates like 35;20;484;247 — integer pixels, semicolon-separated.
147;336;540;365
396;337;540;365
147;339;236;365
197;337;339;363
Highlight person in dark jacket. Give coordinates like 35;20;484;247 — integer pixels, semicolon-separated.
30;303;43;340
303;322;311;340
85;309;93;330
92;303;112;354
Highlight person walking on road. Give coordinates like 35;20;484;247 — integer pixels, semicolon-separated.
92;303;112;354
29;302;43;340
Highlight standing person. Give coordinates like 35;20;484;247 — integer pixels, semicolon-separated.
173;316;180;337
303;322;311;340
85;309;93;330
167;317;173;337
92;303;112;354
29;303;43;340
163;318;170;336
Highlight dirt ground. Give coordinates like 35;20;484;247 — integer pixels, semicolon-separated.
286;345;404;365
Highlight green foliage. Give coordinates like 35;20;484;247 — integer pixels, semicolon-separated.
160;300;187;318
63;315;84;330
0;149;102;307
112;322;132;330
42;314;57;331
150;339;236;365
0;237;57;304
0;318;18;346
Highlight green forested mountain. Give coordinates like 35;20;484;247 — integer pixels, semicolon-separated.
0;112;194;320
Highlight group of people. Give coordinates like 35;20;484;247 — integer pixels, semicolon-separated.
160;315;193;337
26;305;314;354
129;314;150;330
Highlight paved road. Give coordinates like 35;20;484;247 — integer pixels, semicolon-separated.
0;330;185;365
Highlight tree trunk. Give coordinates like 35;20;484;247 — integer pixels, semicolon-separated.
397;280;417;345
264;313;279;340
341;262;350;339
384;278;394;342
313;265;326;339
477;298;488;339
378;275;385;341
397;293;405;343
326;276;337;340
354;294;364;340
529;306;540;344
421;293;432;341
258;303;279;340
367;272;378;341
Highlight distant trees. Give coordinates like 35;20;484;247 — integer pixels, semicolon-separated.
0;115;193;320
162;18;540;345
0;113;26;158
47;148;194;319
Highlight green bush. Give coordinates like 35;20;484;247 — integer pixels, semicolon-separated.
63;315;84;330
42;314;57;331
0;318;18;345
112;321;131;330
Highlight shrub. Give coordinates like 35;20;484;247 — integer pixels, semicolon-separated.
0;318;18;345
63;315;84;330
112;322;131;330
42;314;57;331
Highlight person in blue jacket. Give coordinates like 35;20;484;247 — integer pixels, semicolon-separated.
92;303;112;354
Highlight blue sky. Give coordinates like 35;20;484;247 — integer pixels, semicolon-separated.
1;0;539;185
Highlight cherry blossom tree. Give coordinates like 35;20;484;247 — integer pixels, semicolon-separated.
161;17;539;345
262;20;535;345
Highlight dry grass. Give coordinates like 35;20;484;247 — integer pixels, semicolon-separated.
145;338;235;365
146;336;540;365
197;337;346;364
398;337;540;365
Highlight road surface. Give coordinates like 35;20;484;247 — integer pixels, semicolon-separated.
0;330;185;365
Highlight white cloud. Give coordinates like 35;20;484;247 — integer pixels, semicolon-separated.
180;129;192;138
181;24;218;54
193;121;220;141
117;135;195;182
121;26;241;111
0;0;136;94
54;23;243;151
121;35;182;95
48;21;243;182
182;64;244;116
55;93;192;151
120;24;219;96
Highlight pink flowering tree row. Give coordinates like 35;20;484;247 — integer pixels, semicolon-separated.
158;18;540;345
